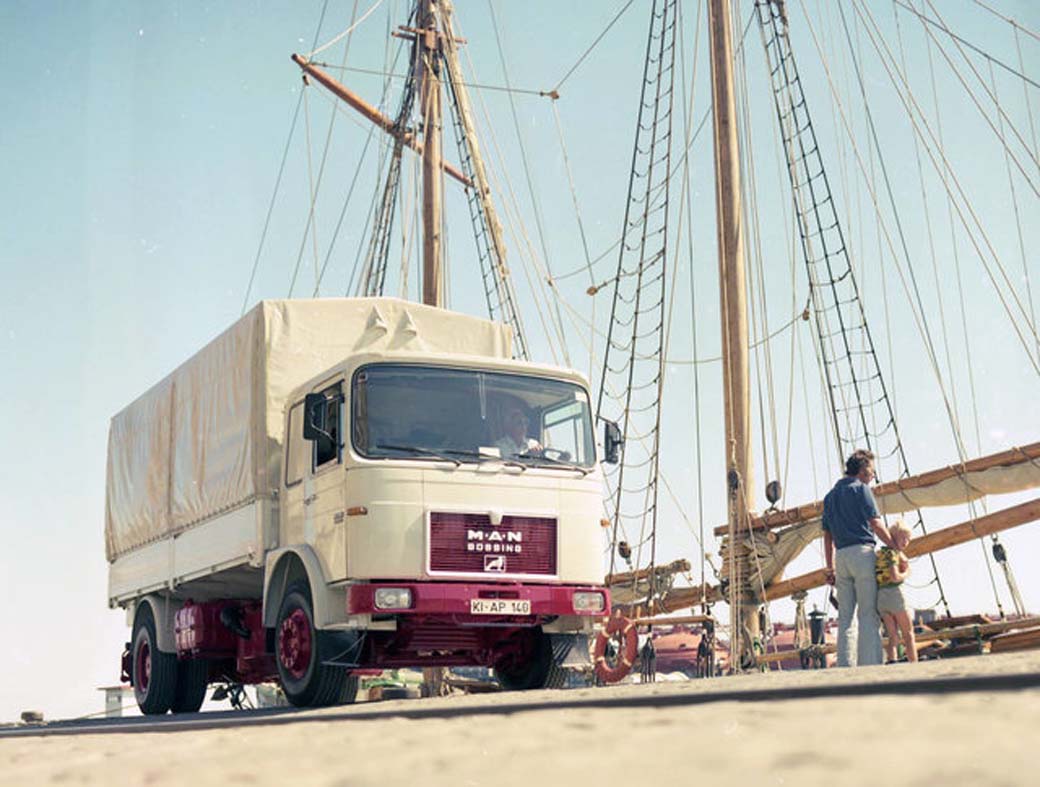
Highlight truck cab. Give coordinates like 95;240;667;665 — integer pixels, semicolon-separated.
264;354;612;701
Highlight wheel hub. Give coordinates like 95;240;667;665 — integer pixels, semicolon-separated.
278;608;312;679
136;640;151;692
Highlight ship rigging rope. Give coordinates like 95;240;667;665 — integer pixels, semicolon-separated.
313;8;410;296
892;0;1040;91
305;0;387;59
891;9;1008;616
762;0;954;610
916;0;1040;191
450;9;565;364
551;0;638;94
811;1;1027;614
303;86;321;285
310;62;555;98
289;0;366;297
241;0;331;313
971;0;1040;43
801;0;1040;383
849;0;1040;373
836;1;972;464
676;0;710;598
989;57;1040;364
552;10;759;290
735;13;782;494
487;0;572;366
550;100;598;378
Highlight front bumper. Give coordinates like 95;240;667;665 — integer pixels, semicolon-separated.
347;581;609;618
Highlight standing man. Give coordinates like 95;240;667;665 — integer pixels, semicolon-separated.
822;449;896;667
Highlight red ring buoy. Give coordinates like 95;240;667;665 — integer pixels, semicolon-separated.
593;613;638;684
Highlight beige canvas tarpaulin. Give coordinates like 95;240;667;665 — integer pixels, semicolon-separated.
105;298;513;561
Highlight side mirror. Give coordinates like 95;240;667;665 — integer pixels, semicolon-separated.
602;420;623;465
302;393;326;442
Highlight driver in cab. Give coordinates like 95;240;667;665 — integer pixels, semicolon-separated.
495;405;542;459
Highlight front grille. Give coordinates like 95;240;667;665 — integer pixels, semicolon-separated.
429;512;557;576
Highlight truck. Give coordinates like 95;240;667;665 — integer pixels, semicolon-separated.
106;298;618;713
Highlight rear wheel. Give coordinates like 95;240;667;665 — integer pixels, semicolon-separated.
275;582;357;707
171;658;209;713
132;605;177;715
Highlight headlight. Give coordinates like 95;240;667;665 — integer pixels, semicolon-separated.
572;591;605;613
374;588;413;610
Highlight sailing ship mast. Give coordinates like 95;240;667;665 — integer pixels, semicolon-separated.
708;0;758;668
292;0;522;333
417;0;443;307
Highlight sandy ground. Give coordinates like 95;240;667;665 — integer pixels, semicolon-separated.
2;651;1039;787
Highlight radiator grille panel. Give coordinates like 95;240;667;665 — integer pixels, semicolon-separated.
429;512;557;576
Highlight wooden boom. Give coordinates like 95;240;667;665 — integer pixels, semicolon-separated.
763;497;1040;601
646;497;1040;614
713;441;1040;536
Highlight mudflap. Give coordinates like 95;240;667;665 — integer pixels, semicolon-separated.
318;630;365;668
548;633;590;668
121;641;133;685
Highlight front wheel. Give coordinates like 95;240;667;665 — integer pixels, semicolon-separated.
275;582;358;707
494;629;560;691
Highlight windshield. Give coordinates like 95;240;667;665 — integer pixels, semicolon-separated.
352;364;596;468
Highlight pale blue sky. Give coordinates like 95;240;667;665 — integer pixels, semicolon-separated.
1;0;1038;721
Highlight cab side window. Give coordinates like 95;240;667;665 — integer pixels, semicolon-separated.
313;383;343;469
286;401;308;486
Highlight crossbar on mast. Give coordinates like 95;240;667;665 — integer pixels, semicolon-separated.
291;53;473;189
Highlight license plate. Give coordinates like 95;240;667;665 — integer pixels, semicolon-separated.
470;598;531;615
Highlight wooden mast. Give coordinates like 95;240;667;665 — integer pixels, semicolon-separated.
418;0;444;307
707;0;757;668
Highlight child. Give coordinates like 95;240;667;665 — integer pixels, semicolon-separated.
876;520;918;663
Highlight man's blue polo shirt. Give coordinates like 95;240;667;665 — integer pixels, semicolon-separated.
822;476;879;548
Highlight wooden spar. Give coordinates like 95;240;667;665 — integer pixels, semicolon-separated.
757;615;1040;664
290;54;472;189
605;558;691;586
763;497;1040;601
708;0;756;664
418;0;443;307
629;614;715;627
713;440;1040;536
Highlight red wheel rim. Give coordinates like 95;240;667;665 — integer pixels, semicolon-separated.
136;639;151;692
278;607;312;679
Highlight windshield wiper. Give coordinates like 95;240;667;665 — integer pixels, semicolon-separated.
514;453;592;476
375;443;461;466
443;449;527;471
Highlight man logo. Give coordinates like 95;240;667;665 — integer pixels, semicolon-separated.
484;555;506;572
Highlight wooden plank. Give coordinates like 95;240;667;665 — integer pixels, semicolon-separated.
630;614;714;627
989;627;1040;653
715;440;1040;536
758;616;1040;664
763;498;1040;601
923;614;992;631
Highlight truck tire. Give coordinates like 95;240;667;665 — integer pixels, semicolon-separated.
275;582;355;708
171;658;209;713
132;605;177;715
494;629;554;691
